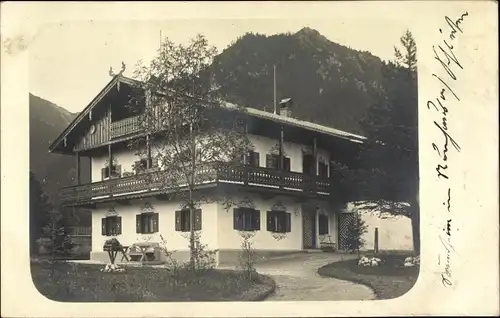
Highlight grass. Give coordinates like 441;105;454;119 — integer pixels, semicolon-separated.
31;261;275;302
318;253;419;300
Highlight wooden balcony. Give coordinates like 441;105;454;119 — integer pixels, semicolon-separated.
110;116;141;139
60;163;335;205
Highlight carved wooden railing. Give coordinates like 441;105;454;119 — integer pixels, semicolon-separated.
110;116;141;139
60;163;334;204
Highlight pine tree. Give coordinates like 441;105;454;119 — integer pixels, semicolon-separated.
346;30;420;254
30;171;50;255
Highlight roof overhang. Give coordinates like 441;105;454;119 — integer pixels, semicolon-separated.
48;75;366;155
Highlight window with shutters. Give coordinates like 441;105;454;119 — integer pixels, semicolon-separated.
133;158;158;174
266;154;291;171
233;207;260;231
175;209;202;232
318;161;329;177
102;164;121;180
266;210;291;233
244;151;260;167
101;216;122;236
318;214;329;235
136;212;159;234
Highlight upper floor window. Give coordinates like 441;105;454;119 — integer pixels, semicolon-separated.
101;216;122;236
318;161;329;177
240;151;260;167
266;210;291;233
102;164;121;180
134;158;159;174
266;154;290;171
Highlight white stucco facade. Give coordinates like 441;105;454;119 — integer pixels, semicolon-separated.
91;133;332;183
91;199;219;253
343;202;414;251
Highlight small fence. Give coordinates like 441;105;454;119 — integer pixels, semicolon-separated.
68;226;92;237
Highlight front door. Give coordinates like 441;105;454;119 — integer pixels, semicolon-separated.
302;209;316;249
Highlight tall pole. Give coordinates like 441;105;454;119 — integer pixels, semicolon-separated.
273;64;277;114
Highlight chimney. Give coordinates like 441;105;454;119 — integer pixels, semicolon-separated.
279;98;293;117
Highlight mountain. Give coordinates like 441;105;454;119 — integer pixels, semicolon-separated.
211;27;388;135
29;93;90;206
30;27;392;205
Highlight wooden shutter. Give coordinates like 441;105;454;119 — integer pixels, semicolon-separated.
284;157;291;171
116;217;122;235
194;209;202;231
175;210;181;231
253;210;261;231
136;214;142;233
101;218;107;236
266;211;274;232
233;208;240;230
152;213;159;232
285;212;291;232
101;168;106;180
266;154;273;168
152;158;159;168
115;164;122;177
251;152;260;167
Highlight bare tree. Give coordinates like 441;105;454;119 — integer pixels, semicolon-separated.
127;35;254;269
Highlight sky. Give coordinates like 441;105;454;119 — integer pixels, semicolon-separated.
28;8;415;113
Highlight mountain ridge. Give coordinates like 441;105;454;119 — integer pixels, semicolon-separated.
31;27;394;206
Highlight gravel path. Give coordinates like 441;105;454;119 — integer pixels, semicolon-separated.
252;253;376;301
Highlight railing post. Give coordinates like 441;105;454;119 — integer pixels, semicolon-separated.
243;164;249;185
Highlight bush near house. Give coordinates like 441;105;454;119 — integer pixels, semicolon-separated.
318;252;419;300
31;261;275;302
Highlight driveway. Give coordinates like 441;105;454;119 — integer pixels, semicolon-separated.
245;252;375;301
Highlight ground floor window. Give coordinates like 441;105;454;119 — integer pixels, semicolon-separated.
266;210;291;233
175;209;202;232
234;207;260;231
101;216;122;236
136;212;159;234
319;214;329;235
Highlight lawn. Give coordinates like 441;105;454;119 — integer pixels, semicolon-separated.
31;261;275;302
317;253;419;300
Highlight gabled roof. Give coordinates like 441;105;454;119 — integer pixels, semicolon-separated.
48;75;142;153
49;75;366;153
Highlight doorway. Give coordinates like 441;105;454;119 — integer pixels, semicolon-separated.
302;208;316;249
302;154;315;175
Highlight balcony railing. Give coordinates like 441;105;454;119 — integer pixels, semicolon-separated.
110;116;141;139
60;163;334;205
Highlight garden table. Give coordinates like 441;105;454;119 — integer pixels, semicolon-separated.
134;242;154;262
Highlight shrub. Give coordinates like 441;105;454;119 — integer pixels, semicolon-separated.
344;212;368;253
41;208;75;262
238;231;257;280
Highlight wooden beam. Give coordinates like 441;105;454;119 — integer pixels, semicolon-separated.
154;194;170;201
279;125;284;170
146;135;151;169
76;152;81;185
313;137;318;176
117;199;131;206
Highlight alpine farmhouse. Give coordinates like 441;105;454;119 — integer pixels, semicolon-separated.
49;75;368;265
